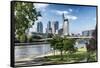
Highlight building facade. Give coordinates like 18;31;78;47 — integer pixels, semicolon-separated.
46;21;59;34
46;21;52;34
51;21;59;34
37;22;43;33
62;13;69;35
82;30;94;36
58;28;63;35
54;21;59;34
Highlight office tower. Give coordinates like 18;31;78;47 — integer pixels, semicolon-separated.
51;21;55;34
46;21;52;34
54;21;59;30
47;21;51;29
62;13;69;35
54;21;59;34
37;22;43;33
51;21;59;34
82;30;94;36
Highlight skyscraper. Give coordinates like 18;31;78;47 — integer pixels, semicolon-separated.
51;21;55;34
47;21;51;29
52;21;59;34
58;28;63;35
62;13;69;35
55;21;59;30
46;21;52;34
54;21;59;34
37;22;43;33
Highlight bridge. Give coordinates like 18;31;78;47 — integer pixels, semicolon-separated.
15;36;92;46
39;36;92;41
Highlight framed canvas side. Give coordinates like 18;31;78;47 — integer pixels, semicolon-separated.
10;1;15;67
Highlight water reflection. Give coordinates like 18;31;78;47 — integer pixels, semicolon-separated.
15;44;51;61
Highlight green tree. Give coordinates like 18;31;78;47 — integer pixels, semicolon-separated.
14;2;38;42
63;38;76;54
48;36;57;56
86;25;97;62
49;36;76;60
55;36;64;60
49;35;64;60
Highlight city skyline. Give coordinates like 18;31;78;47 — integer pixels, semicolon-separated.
29;3;96;35
46;21;59;34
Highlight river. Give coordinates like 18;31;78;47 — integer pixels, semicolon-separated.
15;42;86;61
15;44;51;61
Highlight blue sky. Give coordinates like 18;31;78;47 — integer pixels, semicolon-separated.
29;3;97;34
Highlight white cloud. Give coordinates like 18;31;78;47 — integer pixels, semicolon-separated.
69;8;73;12
51;10;77;20
65;15;77;20
57;10;69;15
34;3;49;9
51;10;69;15
54;8;73;15
51;9;72;16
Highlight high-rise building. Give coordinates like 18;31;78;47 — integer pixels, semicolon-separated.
46;21;52;34
54;21;59;33
82;30;94;36
46;21;59;34
62;13;69;35
58;28;63;35
52;21;59;34
51;21;55;34
47;21;51;29
37;22;43;33
55;21;59;30
46;21;52;33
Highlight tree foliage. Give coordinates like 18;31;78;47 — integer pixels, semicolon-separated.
49;35;76;60
63;38;76;53
14;2;38;42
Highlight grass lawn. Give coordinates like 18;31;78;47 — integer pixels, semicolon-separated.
43;48;97;64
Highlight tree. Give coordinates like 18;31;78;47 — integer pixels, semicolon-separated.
49;35;64;60
47;33;53;38
49;36;76;60
14;2;38;42
86;25;97;62
48;36;57;56
55;36;64;60
63;38;76;54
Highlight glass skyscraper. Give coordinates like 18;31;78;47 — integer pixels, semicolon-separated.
48;21;51;29
46;21;59;34
52;21;59;34
46;21;52;34
37;22;43;33
54;21;59;34
54;21;59;31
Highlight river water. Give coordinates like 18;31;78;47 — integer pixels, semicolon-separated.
15;44;51;61
15;42;86;61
